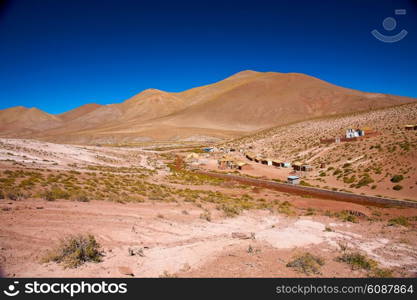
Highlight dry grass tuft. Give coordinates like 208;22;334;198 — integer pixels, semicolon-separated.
42;234;102;268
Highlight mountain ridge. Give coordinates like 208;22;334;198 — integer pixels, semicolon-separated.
1;70;415;144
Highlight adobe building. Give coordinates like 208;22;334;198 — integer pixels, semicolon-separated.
292;162;302;171
346;128;365;139
301;165;312;172
404;124;417;130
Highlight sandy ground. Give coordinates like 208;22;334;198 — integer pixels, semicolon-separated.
0;138;161;170
200;156;293;181
1;198;416;278
0;138;416;278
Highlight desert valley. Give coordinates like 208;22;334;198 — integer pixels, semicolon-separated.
1;71;417;278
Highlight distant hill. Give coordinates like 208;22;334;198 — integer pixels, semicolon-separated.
0;70;415;144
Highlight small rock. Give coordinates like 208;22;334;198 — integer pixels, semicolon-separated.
128;246;145;257
118;266;134;277
231;232;253;239
180;263;191;272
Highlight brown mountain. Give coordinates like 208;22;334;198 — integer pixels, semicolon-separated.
0;106;61;136
0;70;415;144
58;103;102;122
157;71;412;131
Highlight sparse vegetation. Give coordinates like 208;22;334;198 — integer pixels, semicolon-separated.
354;173;374;188
70;191;90;202
42;234;102;268
286;253;325;275
368;268;394;278
337;251;394;277
199;210;212;222
337;252;377;270
41;185;70;201
390;175;404;183
388;216;409;227
333;210;359;223
392;185;403;191
217;203;241;217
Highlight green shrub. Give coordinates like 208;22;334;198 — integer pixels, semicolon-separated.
305;208;316;216
388;216;409;227
70;191;90;202
300;180;312;187
368;268;394;278
337;252;377;270
343;175;356;184
278;201;294;216
333;169;342;176
390;175;404;183
42;234;102;268
42;185;70;201
286;253;325;275
355;174;374;188
218;203;241;217
6;190;25;201
392;185;403;191
336;210;358;223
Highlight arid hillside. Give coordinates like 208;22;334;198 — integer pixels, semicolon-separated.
0;71;415;144
226;102;417;201
0;106;61;134
155;71;413;132
1;137;417;278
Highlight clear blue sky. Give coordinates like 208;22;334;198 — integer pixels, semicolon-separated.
0;0;416;114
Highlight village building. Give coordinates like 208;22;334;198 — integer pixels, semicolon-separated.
245;152;255;161
217;159;224;169
219;156;235;169
292;162;312;171
217;157;231;169
301;164;312;172
404;124;417;130
260;158;269;165
292;162;302;171
218;156;250;171
235;161;251;170
272;160;281;167
346;128;365;139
